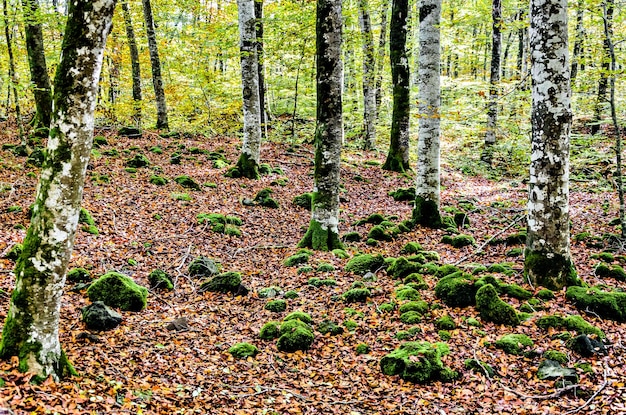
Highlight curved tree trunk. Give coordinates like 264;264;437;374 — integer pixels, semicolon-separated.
142;0;168;130
358;0;376;151
481;0;502;165
524;0;577;290
383;0;410;172
413;0;442;228
121;0;142;126
22;0;52;132
0;0;116;380
298;0;343;251
232;0;262;179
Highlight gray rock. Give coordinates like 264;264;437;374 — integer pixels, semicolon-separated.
82;301;122;331
537;359;579;383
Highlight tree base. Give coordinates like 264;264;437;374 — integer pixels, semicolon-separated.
524;248;580;290
231;152;260;179
298;220;343;251
382;151;409;173
412;196;441;228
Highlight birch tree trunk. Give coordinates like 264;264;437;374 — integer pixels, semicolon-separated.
121;0;142;126
0;0;116;380
481;0;502;165
22;0;52;132
358;0;377;151
142;0;168;130
298;0;343;251
232;0;262;179
412;0;442;228
524;0;578;290
383;0;410;173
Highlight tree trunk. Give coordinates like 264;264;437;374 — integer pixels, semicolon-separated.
233;0;262;179
570;0;584;81
142;0;168;130
22;0;52;131
524;0;577;290
412;0;442;228
121;0;142;126
591;0;613;135
383;0;410;172
254;0;266;139
481;0;502;165
516;8;528;81
374;0;389;115
3;0;25;144
0;0;116;380
358;0;377;151
298;0;343;251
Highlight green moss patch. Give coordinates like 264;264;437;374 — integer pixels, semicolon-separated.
475;284;520;326
188;256;220;278
148;269;174;290
435;315;456;330
442;234;475;248
259;322;280;340
292;193;313;210
254;188;279;208
344;254;385;275
535;314;605;338
434;273;477;307
594;263;626;281
494;334;534;355
149;175;168;185
87;271;148;312
199;272;245;294
387;257;423;279
284;250;311;267
125;154;150;168
228;342;259;359
317;320;344;336
174;175;201;191
265;299;287;313
565;286;626;322
380;341;457;384
343;288;371;303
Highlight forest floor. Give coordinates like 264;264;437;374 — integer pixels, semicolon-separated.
0;126;625;415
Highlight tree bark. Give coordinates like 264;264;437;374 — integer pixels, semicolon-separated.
481;0;502;165
142;0;168;130
374;0;389;115
570;0;584;81
22;0;52;131
3;0;25;144
121;0;142;126
358;0;377;151
298;0;343;251
255;0;266;139
383;0;410;172
591;0;613;135
0;0;116;380
413;0;442;228
232;0;262;179
524;0;577;290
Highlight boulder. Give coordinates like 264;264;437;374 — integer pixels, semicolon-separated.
87;272;147;311
82;301;122;331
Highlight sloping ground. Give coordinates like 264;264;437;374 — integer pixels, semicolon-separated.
0;129;624;415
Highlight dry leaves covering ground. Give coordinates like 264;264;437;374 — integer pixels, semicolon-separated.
0;128;624;415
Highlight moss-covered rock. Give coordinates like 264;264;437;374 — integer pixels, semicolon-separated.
355;343;370;354
258;286;282;298
188;256;219;278
537;359;578;383
565;286;626;322
380;341;457;384
87;271;148;311
395;286;421;301
442;234;475;248
434;264;461;279
343;288;371;303
316;262;335;272
259;321;280;340
403;273;428;290
276;325;314;353
283;311;313;325
342;231;361;242
387;257;422;279
66;267;91;283
292;193;313;210
400;311;422;324
399;301;429;315
379;302;395;313
434;273;477;307
594;263;626;281
148;269;174;290
475;284;520;326
254;188;279;208
344;253;385;275
494;334;534;355
284;250;311;267
228;342;259;359
535;314;605;338
81;301;123;331
536;289;556;300
308;277;337;287
174;175;201;191
401;242;423;254
367;225;393;242
388;187;415;202
435;315;456;330
317;320;344;336
199;271;244;294
265;299;287;313
125;154;150;168
284;290;299;299
149;175;168;185
543;350;568;364
568;335;607;357
474;275;532;300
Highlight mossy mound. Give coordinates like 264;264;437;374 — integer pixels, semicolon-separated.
148;269;174;290
284;290;299;299
82;301;122;331
543;350;568;364
565;286;626;322
87;271;148;311
174;175;201;191
403;273;428;290
355;212;386;225
265;299;287;313
442;234;475;248
308;277;337;287
119;126;142;137
199;271;247;295
400;311;422;324
316;262;335;272
283;311;313;325
388;187;415;202
258;286;282;298
254;188;279;208
434;273;477;307
284;250;311;267
387;257;423;279
401;242;423;254
395;286;421;301
317;320;344;336
259;321;281;340
344;253;385;275
464;359;495;377
149;175;168;185
355;343;370;354
125;154;150;168
435;315;456;330
475;284;520;326
342;231;361;242
474;275;532;300
434;264;461;279
188;256;220;278
228;342;259;359
535;314;605;338
292;193;313;210
495;334;534;355
380;341;457;384
276;317;315;353
399;301;429;315
486;263;515;276
343;288;371;303
66;267;91;283
594;263;626;281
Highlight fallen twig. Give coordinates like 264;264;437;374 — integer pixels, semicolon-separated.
563;367;609;415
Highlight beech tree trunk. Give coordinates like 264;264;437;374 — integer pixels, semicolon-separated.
383;0;410;173
481;0;502;165
413;0;442;228
22;0;52;131
524;0;577;290
0;0;116;380
374;0;389;115
298;0;343;251
570;0;585;81
591;0;613;135
121;0;142;126
3;0;24;143
255;0;266;139
358;0;377;151
142;0;168;130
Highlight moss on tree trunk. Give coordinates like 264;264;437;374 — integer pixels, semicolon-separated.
234;151;260;179
524;248;579;290
298;218;343;251
412;196;442;228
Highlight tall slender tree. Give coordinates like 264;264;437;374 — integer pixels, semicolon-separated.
374;0;389;115
255;0;267;139
358;0;377;150
383;0;410;172
591;0;613;135
121;0;142;126
3;0;24;143
298;0;343;251
142;0;168;130
231;0;262;179
570;0;585;81
524;0;578;290
412;0;442;227
481;0;502;165
0;0;117;380
22;0;52;131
